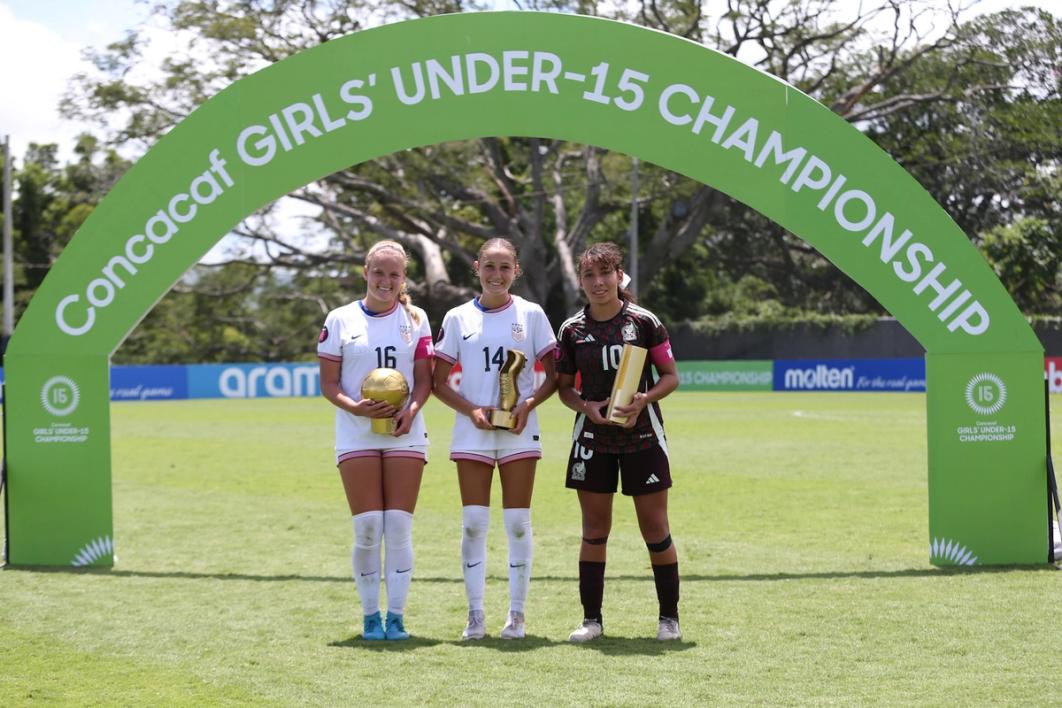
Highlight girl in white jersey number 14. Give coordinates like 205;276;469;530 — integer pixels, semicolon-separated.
317;240;434;642
432;238;558;640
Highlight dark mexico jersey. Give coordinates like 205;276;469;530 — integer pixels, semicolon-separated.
556;301;675;454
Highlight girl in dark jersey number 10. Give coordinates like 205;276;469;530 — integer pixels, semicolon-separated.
555;242;682;642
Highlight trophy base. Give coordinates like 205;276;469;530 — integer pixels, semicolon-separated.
370;417;395;435
490;409;515;429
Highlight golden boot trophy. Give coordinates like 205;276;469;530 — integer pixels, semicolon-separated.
361;368;410;434
490;349;528;429
606;344;648;425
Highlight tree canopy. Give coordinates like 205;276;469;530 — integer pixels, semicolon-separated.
2;1;1056;362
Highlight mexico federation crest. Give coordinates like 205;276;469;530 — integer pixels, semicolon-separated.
399;324;413;344
622;321;638;342
511;323;526;342
571;460;586;481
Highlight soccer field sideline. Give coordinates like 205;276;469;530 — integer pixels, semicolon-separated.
1;392;1060;705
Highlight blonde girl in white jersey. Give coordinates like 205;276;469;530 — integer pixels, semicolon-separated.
432;238;558;640
317;240;434;641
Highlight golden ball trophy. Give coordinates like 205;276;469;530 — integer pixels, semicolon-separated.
490;349;528;429
361;368;409;434
606;344;648;425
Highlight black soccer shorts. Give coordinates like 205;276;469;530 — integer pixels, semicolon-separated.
565;440;672;496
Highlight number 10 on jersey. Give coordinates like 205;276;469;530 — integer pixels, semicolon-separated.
601;344;624;371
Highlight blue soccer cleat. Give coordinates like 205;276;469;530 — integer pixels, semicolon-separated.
385;612;409;640
362;611;385;641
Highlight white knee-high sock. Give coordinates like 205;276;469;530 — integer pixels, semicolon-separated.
461;505;490;612
352;510;383;616
383;509;414;616
504;507;533;614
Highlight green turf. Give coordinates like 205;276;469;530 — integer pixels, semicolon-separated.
2;392;1061;705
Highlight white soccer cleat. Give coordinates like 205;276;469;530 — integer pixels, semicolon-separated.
568;619;603;643
461;610;487;640
499;611;526;640
657;617;682;641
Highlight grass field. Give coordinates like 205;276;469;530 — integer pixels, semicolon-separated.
2;392;1061;705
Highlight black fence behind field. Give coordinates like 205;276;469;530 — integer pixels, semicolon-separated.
670;319;1062;360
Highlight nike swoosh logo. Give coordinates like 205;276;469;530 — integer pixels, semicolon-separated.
359;571;377;577
462;332;476;340
465;561;482;568
509;563;526;568
395;568;411;574
350;334;363;341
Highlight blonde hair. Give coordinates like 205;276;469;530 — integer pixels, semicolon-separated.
365;240;421;325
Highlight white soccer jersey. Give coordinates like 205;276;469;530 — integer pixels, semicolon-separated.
317;300;434;454
435;295;557;451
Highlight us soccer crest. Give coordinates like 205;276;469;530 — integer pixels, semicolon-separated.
399;324;413;344
571;460;586;481
622;321;637;342
511;323;526;342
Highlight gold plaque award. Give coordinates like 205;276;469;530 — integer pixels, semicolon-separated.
490;349;528;429
361;368;409;434
606;344;648;425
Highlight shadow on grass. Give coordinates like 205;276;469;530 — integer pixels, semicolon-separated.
328;634;684;654
573;637;698;656
438;635;560;651
329;636;444;650
4;566;1056;583
443;635;697;656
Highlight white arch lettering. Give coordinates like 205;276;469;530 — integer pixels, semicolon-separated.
55;294;95;336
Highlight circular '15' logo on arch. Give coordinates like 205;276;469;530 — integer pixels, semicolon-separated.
41;376;80;417
964;372;1006;416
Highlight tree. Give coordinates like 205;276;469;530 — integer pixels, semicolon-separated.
55;0;1061;339
1;136;128;323
980;216;1061;315
116;262;347;363
866;8;1061;241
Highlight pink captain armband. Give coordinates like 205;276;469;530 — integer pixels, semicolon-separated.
649;340;674;367
415;335;434;360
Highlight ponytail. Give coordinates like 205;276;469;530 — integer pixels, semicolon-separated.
618;270;637;303
398;283;420;325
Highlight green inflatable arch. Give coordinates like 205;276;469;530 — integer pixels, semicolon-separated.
3;12;1048;567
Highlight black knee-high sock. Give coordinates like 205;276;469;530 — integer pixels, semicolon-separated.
652;562;680;620
579;561;606;624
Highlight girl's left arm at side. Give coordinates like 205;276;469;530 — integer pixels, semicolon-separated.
392;357;432;436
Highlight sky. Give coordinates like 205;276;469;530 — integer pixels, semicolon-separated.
0;0;158;160
0;0;1053;257
1;0;1055;161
